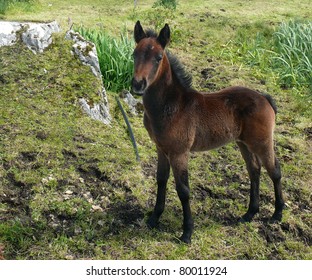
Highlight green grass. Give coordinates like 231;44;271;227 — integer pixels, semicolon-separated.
152;0;177;10
219;19;312;94
0;0;35;15
1;0;311;260
75;26;134;92
272;20;312;89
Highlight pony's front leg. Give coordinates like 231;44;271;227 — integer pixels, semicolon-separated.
147;149;170;229
170;153;194;244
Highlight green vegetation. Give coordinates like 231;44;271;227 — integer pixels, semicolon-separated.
0;0;34;15
153;0;177;10
273;20;312;90
0;0;311;260
76;26;134;92
0;36;145;259
220;20;312;94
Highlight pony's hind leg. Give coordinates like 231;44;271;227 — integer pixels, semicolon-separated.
247;139;285;222
261;155;284;221
237;142;261;222
147;149;170;229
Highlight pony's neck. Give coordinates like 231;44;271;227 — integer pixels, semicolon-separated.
155;53;173;90
143;55;180;124
144;54;173;102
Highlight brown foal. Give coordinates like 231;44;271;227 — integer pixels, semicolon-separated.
132;21;284;243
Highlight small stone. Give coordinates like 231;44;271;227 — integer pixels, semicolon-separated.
91;205;103;212
79;177;85;183
64;190;73;195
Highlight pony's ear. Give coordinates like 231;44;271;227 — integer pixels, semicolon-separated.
134;21;146;43
157;23;170;48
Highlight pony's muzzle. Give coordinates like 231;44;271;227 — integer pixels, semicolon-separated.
132;77;147;95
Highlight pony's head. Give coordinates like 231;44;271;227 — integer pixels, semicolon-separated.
132;21;170;95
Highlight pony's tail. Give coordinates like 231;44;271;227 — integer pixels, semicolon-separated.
262;93;277;115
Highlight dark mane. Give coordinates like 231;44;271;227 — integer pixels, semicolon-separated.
145;28;193;89
146;29;158;38
166;51;193;90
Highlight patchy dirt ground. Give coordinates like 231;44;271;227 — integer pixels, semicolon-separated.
1;46;311;259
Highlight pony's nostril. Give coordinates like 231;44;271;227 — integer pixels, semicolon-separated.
132;78;141;90
141;78;147;89
132;78;147;94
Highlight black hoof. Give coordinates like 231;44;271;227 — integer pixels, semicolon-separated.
270;211;282;223
238;217;249;223
146;215;158;229
238;212;254;223
178;234;191;244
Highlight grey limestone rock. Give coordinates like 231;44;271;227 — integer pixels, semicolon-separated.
65;29;111;125
0;21;111;125
0;21;60;53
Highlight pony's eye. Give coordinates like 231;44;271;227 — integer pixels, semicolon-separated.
156;54;163;62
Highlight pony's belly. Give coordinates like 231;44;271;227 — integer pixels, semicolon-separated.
191;133;236;152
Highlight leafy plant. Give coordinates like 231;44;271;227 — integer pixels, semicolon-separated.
0;0;34;14
75;26;134;93
272;20;312;89
140;5;177;31
0;0;9;14
153;0;177;10
220;19;312;93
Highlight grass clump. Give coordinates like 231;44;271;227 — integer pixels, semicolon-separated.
0;0;34;15
76;26;134;93
221;19;312;93
272;20;312;89
153;0;177;10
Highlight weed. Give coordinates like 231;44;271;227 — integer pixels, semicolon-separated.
0;0;9;14
0;219;34;258
272;20;312;89
152;0;177;10
0;0;34;15
140;5;176;30
220;19;312;94
76;26;134;93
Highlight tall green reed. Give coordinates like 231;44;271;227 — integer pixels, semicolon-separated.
272;20;312;89
220;20;312;92
76;26;134;93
